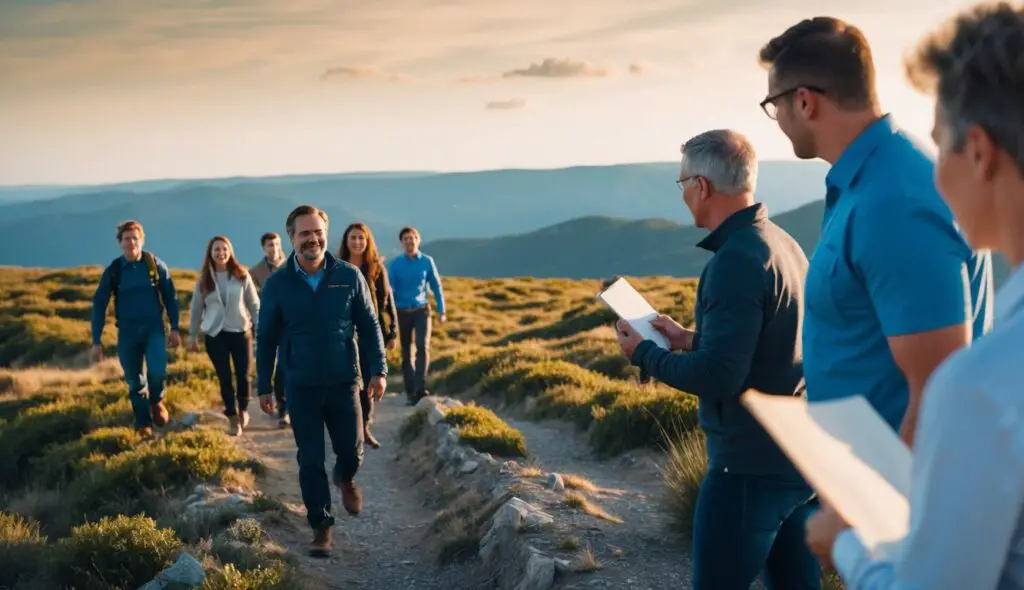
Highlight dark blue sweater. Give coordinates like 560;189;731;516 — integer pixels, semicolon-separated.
256;252;387;393
91;253;180;344
632;204;808;476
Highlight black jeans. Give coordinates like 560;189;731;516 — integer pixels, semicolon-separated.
288;382;364;530
398;306;431;399
691;469;821;590
204;330;252;417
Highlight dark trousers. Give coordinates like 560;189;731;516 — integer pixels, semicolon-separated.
288;382;364;530
204;330;251;417
692;469;821;590
398;306;431;399
117;325;167;429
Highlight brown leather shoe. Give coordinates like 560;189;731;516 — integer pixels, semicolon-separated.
338;482;362;515
364;425;380;449
308;525;333;558
137;426;154;438
150;400;170;426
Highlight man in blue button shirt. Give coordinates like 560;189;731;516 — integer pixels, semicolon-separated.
807;6;1024;587
388;226;446;405
757;16;993;448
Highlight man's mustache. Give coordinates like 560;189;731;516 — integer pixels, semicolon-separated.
301;239;324;249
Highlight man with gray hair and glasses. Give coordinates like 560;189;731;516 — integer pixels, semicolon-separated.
615;129;820;589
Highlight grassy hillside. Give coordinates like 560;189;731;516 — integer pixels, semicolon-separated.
0;266;308;589
0;160;828;268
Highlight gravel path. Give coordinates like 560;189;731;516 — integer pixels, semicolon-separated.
239;392;476;590
239;391;694;590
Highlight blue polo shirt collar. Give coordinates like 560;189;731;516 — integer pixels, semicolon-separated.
825;113;898;193
697;203;768;253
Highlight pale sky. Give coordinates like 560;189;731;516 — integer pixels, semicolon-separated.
0;0;974;185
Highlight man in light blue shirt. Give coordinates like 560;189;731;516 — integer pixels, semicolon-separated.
388;226;446;405
806;7;1024;586
758;16;992;447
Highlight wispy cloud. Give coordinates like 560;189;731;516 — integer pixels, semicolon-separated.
321;66;418;83
486;98;526;110
501;57;609;79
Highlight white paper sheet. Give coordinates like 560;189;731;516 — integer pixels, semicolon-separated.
597;277;670;350
740;390;911;560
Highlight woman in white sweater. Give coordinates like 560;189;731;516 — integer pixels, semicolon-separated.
189;235;260;435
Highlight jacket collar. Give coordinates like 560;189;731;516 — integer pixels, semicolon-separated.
697;203;768;253
288;250;337;276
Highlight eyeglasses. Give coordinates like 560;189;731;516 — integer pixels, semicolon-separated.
676;174;699;191
760;85;826;120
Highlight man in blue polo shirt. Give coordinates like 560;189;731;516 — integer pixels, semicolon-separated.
758;16;993;447
388;226;446;405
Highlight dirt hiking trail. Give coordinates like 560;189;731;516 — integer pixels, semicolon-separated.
236;391;693;589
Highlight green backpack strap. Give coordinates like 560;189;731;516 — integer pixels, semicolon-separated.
142;251;166;313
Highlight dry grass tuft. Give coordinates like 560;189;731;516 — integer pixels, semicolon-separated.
564;491;623;524
562;474;598;493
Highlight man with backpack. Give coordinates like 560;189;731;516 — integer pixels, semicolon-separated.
91;220;181;436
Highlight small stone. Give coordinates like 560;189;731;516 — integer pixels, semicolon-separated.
460;460;479;474
546;473;565;492
500;460;519;475
179;412;200;428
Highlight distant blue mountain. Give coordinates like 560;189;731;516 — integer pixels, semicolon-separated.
0;161;829;269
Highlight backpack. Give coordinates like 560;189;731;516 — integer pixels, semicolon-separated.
107;251;165;326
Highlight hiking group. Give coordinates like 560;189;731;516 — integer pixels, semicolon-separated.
87;3;1024;587
90;209;446;556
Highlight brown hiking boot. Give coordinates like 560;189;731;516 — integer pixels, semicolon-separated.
150;400;169;426
308;525;333;558
137;426;154;438
364;425;380;449
338;482;362;515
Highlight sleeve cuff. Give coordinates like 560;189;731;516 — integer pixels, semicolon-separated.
832;528;867;583
690;331;701;350
631;340;655;367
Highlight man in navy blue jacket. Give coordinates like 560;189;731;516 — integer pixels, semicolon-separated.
256;205;388;558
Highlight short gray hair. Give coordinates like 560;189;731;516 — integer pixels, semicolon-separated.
679;129;758;195
904;2;1024;175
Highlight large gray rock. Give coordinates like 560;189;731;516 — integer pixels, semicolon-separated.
137;552;206;589
517;551;556;590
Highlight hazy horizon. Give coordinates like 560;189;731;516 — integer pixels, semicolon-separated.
1;0;974;185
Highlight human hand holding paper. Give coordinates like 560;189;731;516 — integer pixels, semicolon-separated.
650;315;694;351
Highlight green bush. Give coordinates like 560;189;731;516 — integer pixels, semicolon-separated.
442;405;528;458
31;426;144;487
0;511;46;589
67;430;256;520
43;514;182;590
